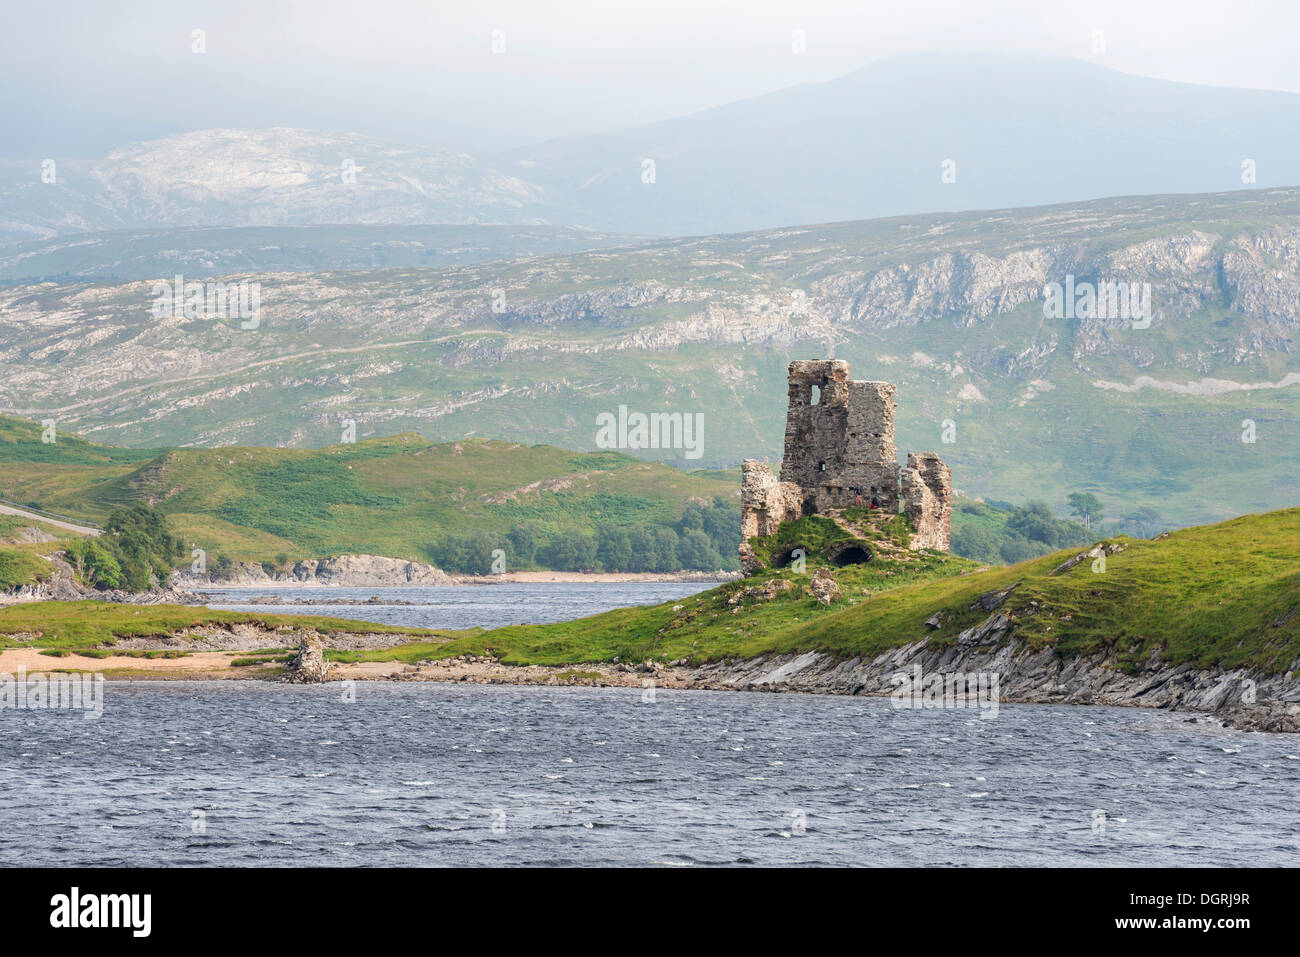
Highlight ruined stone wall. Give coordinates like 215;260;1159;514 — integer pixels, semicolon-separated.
740;459;804;538
842;380;899;510
901;452;952;552
779;360;899;512
739;458;804;574
780;360;851;500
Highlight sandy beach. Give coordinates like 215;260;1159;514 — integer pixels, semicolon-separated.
0;647;693;687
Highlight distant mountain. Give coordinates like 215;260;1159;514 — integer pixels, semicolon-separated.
500;52;1300;234
0;128;572;243
1;187;1297;529
4;55;1300;244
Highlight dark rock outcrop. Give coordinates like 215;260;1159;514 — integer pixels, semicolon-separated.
283;632;331;683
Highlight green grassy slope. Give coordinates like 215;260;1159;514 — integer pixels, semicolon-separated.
0;513;81;588
0;543;57;588
0;602;448;650
0;415;739;567
347;509;1300;674
7;509;1295;677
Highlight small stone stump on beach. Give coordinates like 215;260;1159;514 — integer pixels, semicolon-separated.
283;632;330;683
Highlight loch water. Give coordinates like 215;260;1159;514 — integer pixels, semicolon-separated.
3;680;1297;866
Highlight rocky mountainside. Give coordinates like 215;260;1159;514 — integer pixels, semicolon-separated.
1;187;1298;527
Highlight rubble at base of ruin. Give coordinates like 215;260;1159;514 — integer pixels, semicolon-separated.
740;360;951;571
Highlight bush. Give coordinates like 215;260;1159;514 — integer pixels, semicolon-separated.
64;506;183;591
951;524;1000;563
999;536;1049;565
677;528;723;570
538;530;598;571
66;538;126;589
427;531;503;574
596;527;633;572
952;499;1091;566
1005;501;1088;550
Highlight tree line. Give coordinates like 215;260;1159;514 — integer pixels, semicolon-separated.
953;495;1169;565
65;505;184;591
426;497;741;574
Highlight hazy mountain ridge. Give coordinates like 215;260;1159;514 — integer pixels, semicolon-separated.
0;128;569;243
499;53;1300;234
5;55;1300;242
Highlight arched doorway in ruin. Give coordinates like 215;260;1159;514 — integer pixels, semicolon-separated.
771;544;808;568
828;542;873;566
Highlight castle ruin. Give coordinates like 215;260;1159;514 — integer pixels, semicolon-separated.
740;360;951;565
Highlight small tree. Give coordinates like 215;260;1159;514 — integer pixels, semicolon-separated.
507;523;540;565
951;524;1000;562
1067;492;1104;531
1121;506;1162;539
596;527;633;572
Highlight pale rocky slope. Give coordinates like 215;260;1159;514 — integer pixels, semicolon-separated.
2;188;1298;524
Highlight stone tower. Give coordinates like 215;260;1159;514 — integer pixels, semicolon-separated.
779;359;901;513
740;360;951;564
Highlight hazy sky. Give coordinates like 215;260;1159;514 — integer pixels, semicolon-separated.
4;0;1299;156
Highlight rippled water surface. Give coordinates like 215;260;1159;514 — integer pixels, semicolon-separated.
199;581;713;629
3;682;1297;866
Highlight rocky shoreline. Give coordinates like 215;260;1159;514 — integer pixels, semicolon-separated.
6;617;1295;732
5;552;1295;732
360;643;1298;733
2;543;734;606
190;613;1293;733
689;644;1300;734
